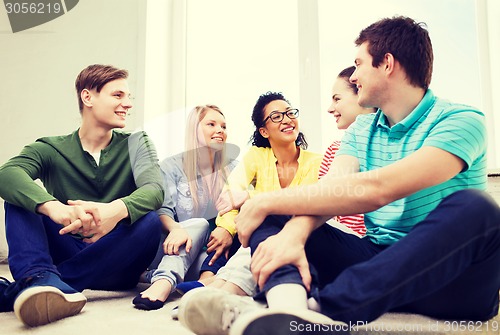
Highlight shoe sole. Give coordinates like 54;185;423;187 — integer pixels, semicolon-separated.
14;286;87;327
230;309;351;335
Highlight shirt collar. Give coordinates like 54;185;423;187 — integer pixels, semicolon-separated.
376;89;436;132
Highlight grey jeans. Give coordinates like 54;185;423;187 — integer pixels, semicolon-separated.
146;218;210;292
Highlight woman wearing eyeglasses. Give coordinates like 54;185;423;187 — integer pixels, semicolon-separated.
175;91;322;299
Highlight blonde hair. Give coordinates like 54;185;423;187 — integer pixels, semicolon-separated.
183;105;230;215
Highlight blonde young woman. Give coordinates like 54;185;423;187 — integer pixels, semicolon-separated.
132;105;237;310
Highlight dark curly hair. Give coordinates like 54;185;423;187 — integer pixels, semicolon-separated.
249;91;308;149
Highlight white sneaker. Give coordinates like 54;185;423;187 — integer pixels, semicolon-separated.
229;308;351;335
177;287;264;335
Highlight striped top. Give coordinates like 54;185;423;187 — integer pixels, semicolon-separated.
319;140;366;236
337;89;487;245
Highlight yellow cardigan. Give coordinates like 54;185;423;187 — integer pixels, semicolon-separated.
216;146;322;236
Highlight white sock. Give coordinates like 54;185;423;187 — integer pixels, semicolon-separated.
307;297;321;312
265;283;308;310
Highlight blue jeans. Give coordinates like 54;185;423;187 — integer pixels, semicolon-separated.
5;202;162;291
249;189;500;323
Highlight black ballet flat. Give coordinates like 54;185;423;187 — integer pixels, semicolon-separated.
132;294;165;310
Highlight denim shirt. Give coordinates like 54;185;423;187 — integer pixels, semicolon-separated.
157;154;237;222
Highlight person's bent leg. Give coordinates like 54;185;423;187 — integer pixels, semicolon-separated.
133;218;210;310
5;202;85;280
176;215;359;335
318;189;500;323
58;211;162;291
200;234;242;274
249;215;381;302
216;246;256;296
181;232;243;293
147;218;210;287
3;203;87;326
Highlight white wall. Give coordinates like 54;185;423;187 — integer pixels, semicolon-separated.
144;0;499;168
317;0;485;154
477;0;500;168
0;0;147;260
144;0;315;160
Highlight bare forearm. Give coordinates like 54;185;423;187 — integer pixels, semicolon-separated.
259;171;385;218
259;146;466;219
160;214;181;232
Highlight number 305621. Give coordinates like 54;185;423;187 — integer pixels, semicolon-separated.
5;2;62;14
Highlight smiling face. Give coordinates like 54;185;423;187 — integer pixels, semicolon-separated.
197;108;227;149
259;99;299;146
328;76;371;130
350;42;388;109
85;78;132;130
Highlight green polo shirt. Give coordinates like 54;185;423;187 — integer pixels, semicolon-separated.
337;89;487;245
0;130;164;224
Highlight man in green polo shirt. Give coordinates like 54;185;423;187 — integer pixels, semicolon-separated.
0;64;164;327
176;16;500;335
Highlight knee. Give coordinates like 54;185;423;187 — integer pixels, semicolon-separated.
248;215;291;249
449;189;499;212
183;218;210;241
447;189;500;228
184;217;209;229
133;212;162;238
4;201;29;217
4;201;43;225
143;211;162;227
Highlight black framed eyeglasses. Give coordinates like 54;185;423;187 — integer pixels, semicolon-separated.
262;108;299;125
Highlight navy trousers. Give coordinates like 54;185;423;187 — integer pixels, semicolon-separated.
5;202;162;291
249;189;500;323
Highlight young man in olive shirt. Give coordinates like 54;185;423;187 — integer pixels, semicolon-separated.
0;64;164;327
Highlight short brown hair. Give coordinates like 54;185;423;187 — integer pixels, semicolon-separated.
75;64;128;111
355;16;433;89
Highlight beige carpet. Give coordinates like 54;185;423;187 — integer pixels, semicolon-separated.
0;264;194;335
1;264;498;335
